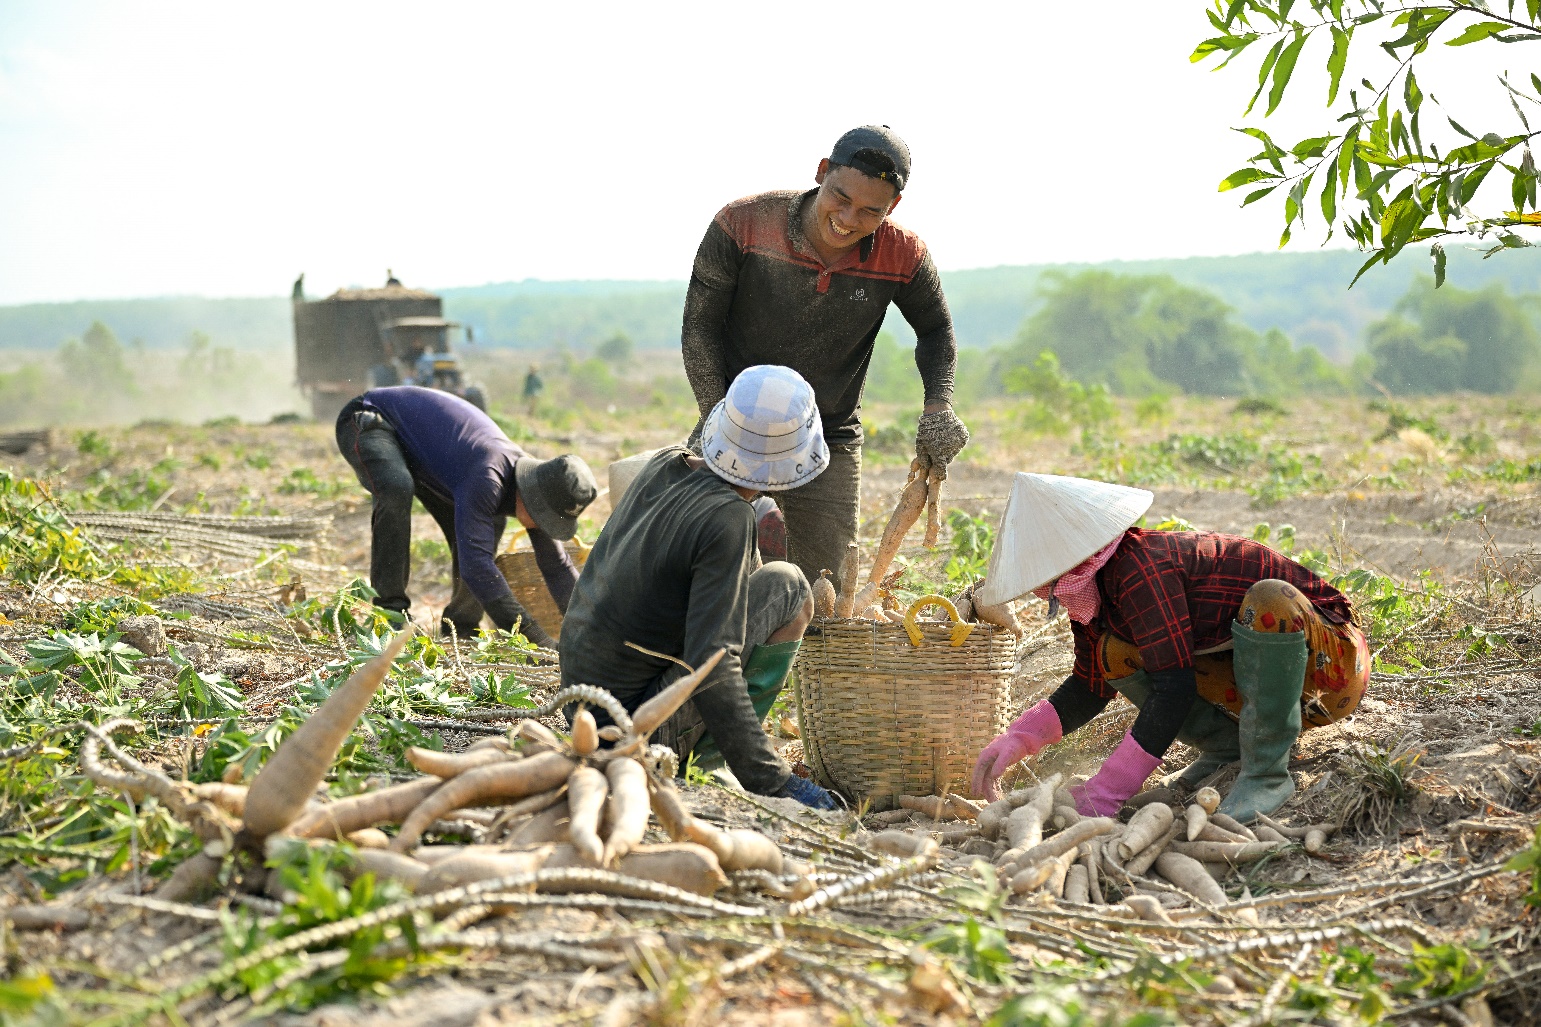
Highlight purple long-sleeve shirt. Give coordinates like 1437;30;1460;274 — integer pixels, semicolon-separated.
359;387;577;612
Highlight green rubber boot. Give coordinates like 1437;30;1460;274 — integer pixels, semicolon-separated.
1217;622;1307;824
686;639;801;771
1107;671;1241;789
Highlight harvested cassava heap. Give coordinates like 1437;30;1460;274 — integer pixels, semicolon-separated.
18;597;1541;1024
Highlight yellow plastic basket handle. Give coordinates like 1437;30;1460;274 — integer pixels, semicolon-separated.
903;594;975;648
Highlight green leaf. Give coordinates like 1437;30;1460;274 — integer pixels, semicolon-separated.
1191;33;1258;62
1291;134;1334;159
1379;196;1412;240
1445;21;1511;46
1348;249;1387;288
1279;224;1292;248
1266;31;1307;115
1218;167;1275;192
1242;184;1279;206
1448;117;1478;141
1321;172;1338;226
1404;68;1423;114
1431;242;1446;287
1461;161;1495;202
1327;25;1351;104
1247;38;1286;115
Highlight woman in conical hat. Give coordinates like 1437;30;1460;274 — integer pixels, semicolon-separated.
970;473;1369;823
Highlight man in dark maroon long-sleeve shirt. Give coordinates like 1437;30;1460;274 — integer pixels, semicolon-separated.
681;125;969;597
335;386;598;648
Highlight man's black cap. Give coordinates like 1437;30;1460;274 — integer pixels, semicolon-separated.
513;455;598;541
829;125;911;193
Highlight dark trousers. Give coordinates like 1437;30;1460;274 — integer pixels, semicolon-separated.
335;400;503;631
645;562;810;794
775;443;861;601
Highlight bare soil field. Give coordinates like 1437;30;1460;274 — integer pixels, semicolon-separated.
2;393;1541;1025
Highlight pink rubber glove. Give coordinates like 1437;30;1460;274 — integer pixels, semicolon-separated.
1070;731;1163;817
971;700;1063;801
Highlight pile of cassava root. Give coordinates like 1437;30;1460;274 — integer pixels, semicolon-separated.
858;775;1337;919
75;629;844;907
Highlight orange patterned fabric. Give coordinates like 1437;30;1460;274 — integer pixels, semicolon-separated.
1097;578;1369;729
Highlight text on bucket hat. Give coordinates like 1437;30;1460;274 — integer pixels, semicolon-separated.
700;365;829;491
975;473;1153;607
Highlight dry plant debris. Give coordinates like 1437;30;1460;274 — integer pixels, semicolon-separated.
5;409;1541;1023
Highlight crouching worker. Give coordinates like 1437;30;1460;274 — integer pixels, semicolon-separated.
336;385;598;648
560;365;837;809
970;473;1368;823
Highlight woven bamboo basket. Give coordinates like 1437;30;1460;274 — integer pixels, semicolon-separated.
792;595;1016;810
493;533;590;640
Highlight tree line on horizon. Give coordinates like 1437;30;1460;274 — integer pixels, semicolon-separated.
863;270;1541;410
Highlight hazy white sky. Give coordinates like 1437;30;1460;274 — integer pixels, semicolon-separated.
0;2;1516;304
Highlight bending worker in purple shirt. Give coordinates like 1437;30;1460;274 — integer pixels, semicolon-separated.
335;386;599;648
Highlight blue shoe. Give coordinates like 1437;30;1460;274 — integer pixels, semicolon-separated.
774;774;837;810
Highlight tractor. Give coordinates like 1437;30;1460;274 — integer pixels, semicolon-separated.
291;271;487;422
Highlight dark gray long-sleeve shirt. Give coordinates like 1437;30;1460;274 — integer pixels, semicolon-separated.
681;188;957;446
558;447;789;792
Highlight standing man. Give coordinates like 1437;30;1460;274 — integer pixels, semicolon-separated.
335;385;598;648
561;366;837;809
682;125;968;597
522;364;544;416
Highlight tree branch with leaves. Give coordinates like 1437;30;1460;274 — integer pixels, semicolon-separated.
1195;0;1541;286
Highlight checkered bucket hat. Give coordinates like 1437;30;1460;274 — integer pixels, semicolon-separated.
700;365;829;491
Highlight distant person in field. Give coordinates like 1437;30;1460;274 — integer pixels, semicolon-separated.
681;125;967;598
971;474;1369;824
335;385;598;648
561;365;836;809
522;364;544;416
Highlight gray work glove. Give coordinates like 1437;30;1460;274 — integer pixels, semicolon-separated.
915;409;970;470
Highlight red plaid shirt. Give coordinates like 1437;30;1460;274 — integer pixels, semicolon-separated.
1071;528;1355;698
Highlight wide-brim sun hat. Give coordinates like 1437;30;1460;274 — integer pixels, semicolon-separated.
700;365;829;491
975;473;1154;606
514;454;599;541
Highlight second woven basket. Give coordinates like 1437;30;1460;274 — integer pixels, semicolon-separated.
493;533;590;640
792;595;1015;810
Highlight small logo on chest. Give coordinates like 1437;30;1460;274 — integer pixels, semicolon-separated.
851;287;868;301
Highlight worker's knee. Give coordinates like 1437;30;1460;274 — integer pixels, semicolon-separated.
1237;579;1310;633
749;561;812;644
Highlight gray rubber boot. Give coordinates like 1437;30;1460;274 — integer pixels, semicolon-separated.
1216;622;1307;824
1107;671;1241;788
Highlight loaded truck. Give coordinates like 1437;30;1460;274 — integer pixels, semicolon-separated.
291;272;487;421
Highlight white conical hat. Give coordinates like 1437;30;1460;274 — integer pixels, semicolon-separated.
976;473;1154;606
